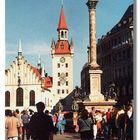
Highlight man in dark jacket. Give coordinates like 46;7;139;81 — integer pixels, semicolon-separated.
29;102;54;140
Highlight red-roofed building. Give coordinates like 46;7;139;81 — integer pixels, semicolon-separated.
57;6;68;31
5;5;74;112
5;41;53;112
51;5;74;105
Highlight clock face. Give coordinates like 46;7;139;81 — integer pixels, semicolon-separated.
59;73;66;85
60;57;65;63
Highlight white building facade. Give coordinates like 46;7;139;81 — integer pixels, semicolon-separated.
5;42;53;112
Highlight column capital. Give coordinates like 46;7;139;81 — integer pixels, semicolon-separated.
86;0;98;10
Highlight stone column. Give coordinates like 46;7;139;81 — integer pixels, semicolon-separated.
86;0;99;68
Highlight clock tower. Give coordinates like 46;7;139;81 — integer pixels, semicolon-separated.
51;5;74;103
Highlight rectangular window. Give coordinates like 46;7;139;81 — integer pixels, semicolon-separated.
58;63;60;68
128;65;131;76
119;68;121;78
115;69;117;79
58;73;60;77
118;36;121;44
66;90;69;94
57;89;60;94
58;81;60;86
127;49;130;58
123;67;125;77
66;81;68;86
66;73;68;76
62;90;64;94
118;52;121;61
65;63;68;68
123;51;125;60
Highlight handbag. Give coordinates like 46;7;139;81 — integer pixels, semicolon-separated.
83;119;93;137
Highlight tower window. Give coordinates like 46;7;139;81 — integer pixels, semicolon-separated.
66;90;69;94
58;63;60;68
61;31;64;38
65;31;67;38
58;73;60;77
66;63;68;68
57;89;60;94
62;90;64;94
58;81;60;86
66;73;68;76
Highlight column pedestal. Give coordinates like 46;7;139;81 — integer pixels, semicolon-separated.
89;69;104;101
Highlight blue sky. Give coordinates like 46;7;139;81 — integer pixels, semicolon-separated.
6;0;133;87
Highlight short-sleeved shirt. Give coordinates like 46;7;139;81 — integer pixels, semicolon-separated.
21;114;30;124
5;116;20;138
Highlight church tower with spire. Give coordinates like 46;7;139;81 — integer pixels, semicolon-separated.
51;5;74;102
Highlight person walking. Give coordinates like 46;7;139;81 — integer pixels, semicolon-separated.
61;116;66;134
115;106;126;140
52;113;58;134
21;110;30;140
14;109;23;140
125;105;133;140
89;110;99;140
28;102;54;140
78;109;93;140
57;111;64;135
5;109;21;140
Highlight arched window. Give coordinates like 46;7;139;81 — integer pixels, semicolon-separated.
16;87;23;106
30;90;35;106
61;31;64;38
5;91;10;107
65;31;67;38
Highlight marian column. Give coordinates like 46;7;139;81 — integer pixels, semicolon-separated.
86;0;104;101
79;0;116;111
86;0;99;68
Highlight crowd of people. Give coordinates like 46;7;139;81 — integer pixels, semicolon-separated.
77;105;133;140
5;102;67;140
5;102;133;140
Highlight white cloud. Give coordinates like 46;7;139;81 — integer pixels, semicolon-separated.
6;41;51;55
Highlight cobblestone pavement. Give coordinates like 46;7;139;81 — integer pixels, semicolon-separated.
5;133;120;140
11;133;81;140
54;133;80;140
